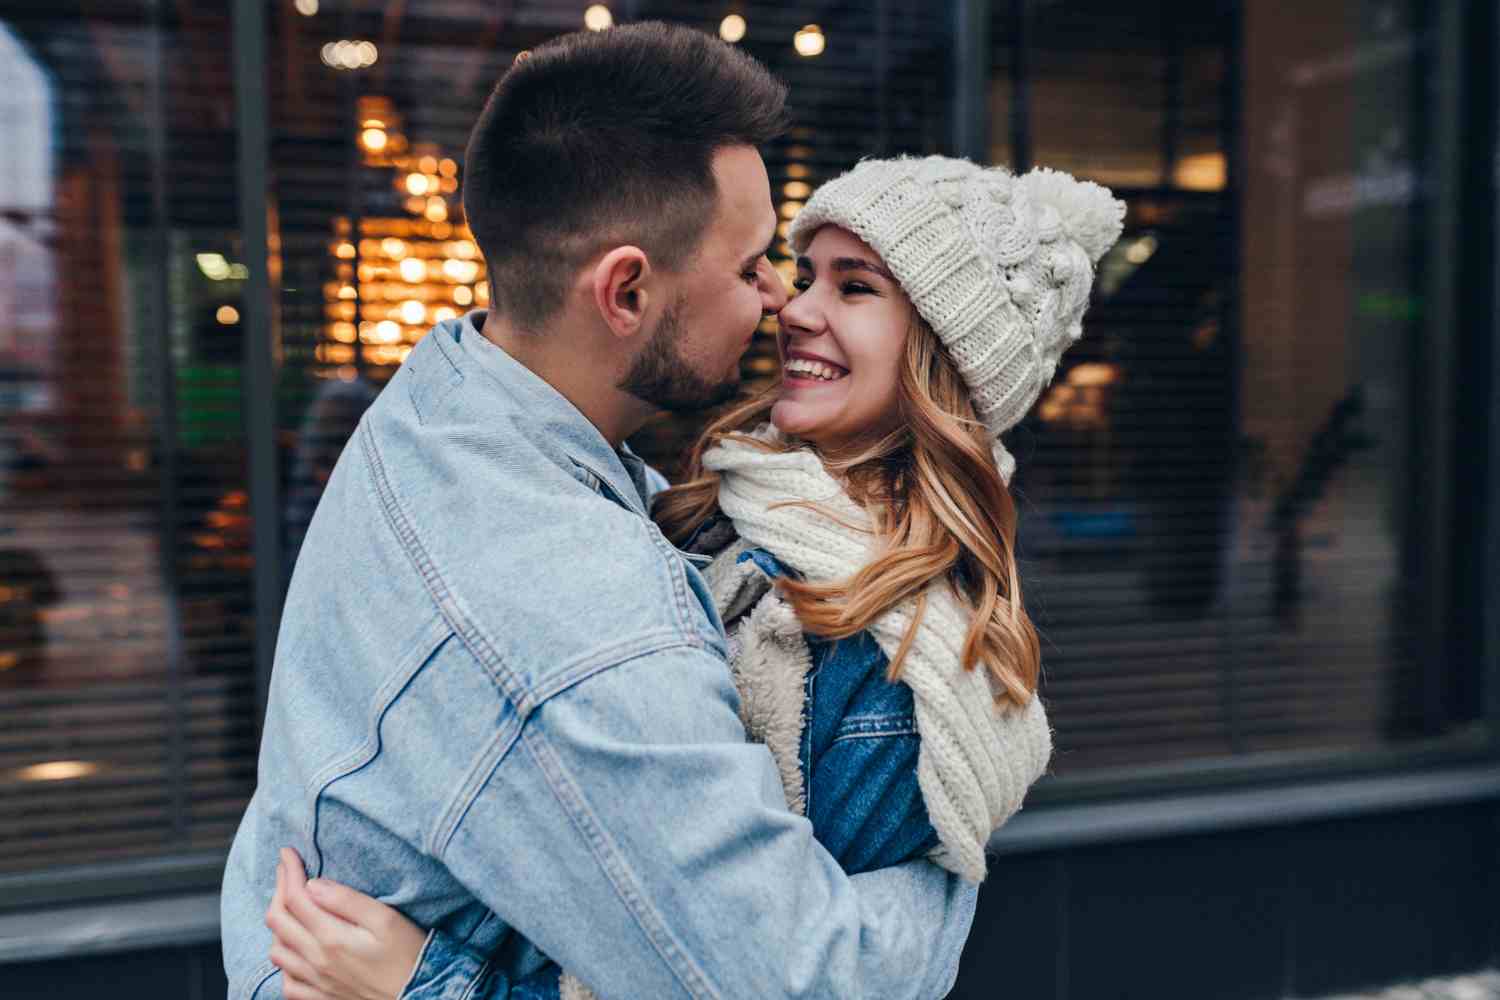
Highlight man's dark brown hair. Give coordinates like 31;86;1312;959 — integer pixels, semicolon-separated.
463;21;789;331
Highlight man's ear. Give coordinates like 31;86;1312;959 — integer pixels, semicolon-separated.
590;246;652;340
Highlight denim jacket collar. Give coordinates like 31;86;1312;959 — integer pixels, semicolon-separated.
441;310;652;517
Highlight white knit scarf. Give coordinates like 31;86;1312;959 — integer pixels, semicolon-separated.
702;423;1052;883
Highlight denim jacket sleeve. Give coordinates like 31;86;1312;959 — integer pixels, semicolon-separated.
425;641;976;1000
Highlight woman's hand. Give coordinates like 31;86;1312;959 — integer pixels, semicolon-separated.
265;848;429;1000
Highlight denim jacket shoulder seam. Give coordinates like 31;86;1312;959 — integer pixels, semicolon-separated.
518;721;724;1000
534;627;705;704
360;421;531;708
431;636;712;858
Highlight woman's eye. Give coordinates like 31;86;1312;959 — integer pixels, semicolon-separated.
741;270;760;284
841;282;876;296
791;277;812;292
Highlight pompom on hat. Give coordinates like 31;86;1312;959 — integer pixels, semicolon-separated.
787;156;1126;481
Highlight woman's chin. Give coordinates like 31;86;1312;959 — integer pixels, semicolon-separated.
770;401;821;440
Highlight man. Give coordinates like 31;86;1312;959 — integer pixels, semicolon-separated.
222;22;976;999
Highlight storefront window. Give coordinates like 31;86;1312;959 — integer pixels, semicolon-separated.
0;5;257;876
0;0;1491;898
992;0;1484;775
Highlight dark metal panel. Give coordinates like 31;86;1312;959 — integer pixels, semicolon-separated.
232;0;282;728
952;0;989;161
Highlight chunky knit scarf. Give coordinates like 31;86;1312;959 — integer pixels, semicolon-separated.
703;423;1052;883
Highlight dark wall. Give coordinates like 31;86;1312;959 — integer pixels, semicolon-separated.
953;801;1500;999
10;801;1499;1000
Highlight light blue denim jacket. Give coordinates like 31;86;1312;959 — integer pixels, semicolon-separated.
220;311;977;1000
413;545;946;1000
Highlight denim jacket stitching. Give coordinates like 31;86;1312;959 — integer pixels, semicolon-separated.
832;725;919;743
532;628;703;706
430;703;525;858
361;422;529;706
800;663;818;819
458;963;494;1000
432;632;702;855
305;616;453;874
517;717;722;1000
406;336;463;425
833;711;918;742
571;458;702;645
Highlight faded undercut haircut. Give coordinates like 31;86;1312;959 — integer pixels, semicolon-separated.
462;21;789;331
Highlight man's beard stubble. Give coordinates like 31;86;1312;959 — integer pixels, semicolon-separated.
618;297;741;413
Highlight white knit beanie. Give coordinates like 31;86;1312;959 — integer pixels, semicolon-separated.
788;156;1125;471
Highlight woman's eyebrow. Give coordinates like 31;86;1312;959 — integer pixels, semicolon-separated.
829;256;894;279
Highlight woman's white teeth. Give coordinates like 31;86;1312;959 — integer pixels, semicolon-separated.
785;358;847;381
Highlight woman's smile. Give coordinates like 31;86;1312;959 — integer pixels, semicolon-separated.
783;350;850;385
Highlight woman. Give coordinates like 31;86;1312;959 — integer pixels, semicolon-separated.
264;155;1124;1000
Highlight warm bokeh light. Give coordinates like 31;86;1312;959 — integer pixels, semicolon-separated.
794;24;826;57
216;305;240;325
405;173;429;196
16;761;99;782
1125;234;1158;264
783;181;812;199
360;127;388;152
584;5;613;31
399;300;427;325
1173;152;1227;191
321;39;378;70
1068;362;1122;387
720;14;747;43
399;257;426;283
294;0;318;14
197;252;230;280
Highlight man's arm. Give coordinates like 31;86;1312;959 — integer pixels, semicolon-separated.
440;643;977;1000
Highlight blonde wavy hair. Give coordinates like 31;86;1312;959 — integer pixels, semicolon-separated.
652;312;1041;709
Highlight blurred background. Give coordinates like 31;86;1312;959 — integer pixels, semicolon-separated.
0;1;1495;997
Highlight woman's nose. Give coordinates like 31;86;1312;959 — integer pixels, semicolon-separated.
778;285;822;338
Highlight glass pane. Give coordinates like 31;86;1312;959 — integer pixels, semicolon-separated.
0;3;256;873
989;0;1481;775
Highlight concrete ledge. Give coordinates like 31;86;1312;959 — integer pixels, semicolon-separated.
0;892;219;965
3;764;1497;964
991;761;1500;855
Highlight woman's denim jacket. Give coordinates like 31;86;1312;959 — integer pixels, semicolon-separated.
219;312;976;1000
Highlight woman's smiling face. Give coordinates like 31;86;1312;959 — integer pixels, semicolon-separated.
771;225;915;454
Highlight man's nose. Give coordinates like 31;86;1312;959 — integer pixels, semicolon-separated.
761;259;789;315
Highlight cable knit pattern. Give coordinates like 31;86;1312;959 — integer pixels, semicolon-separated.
788;156;1125;466
703;426;1053;883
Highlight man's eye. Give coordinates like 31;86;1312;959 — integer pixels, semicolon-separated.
742;270;760;284
792;277;811;291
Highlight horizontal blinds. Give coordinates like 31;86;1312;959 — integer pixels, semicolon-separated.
991;0;1462;775
0;7;257;876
